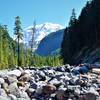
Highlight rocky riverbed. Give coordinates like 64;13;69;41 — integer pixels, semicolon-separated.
0;65;100;100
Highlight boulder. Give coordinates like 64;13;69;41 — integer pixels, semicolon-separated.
84;93;96;100
0;88;7;97
18;73;31;82
0;96;11;100
4;75;18;85
29;81;37;89
26;88;35;98
8;82;20;97
17;81;25;87
8;94;17;100
78;95;85;100
92;68;100;74
0;78;5;84
2;82;9;94
56;90;69;100
7;69;21;77
19;90;30;100
42;84;56;95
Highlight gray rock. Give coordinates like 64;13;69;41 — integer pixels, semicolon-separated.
0;65;99;99
26;88;35;98
0;96;11;100
84;93;96;100
36;86;43;95
42;84;56;95
5;75;18;84
56;90;69;100
8;82;20;97
8;94;17;100
29;81;37;89
49;78;61;85
19;90;30;100
87;87;99;96
0;88;7;97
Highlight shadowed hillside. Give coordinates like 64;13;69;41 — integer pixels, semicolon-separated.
61;0;100;65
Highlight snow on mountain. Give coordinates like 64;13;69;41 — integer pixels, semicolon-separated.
36;29;64;56
23;22;63;50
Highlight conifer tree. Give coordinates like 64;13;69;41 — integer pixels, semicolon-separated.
0;25;3;68
2;25;9;68
14;16;23;67
69;9;77;27
61;9;77;64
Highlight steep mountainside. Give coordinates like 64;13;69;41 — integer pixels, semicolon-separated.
36;29;64;56
61;0;100;65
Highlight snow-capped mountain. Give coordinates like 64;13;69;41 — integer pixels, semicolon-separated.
23;22;63;50
36;29;64;56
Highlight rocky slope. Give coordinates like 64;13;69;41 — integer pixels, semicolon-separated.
72;43;100;64
0;65;100;100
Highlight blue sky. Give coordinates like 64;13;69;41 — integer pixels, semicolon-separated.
0;0;88;35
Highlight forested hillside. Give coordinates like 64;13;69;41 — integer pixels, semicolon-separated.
0;24;28;68
61;0;100;65
0;17;62;69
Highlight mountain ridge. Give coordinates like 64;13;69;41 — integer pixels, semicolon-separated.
23;22;63;50
36;29;64;56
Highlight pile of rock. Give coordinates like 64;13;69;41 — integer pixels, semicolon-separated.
0;65;99;100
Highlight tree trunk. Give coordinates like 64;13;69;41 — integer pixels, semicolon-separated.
18;37;20;67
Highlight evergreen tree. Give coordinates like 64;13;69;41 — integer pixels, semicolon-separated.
61;0;100;65
2;25;9;68
69;9;77;27
8;39;15;68
0;25;3;68
14;16;23;67
20;43;25;67
61;9;77;64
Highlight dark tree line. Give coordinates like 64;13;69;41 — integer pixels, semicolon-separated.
61;0;100;65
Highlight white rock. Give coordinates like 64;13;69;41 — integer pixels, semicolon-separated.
0;78;5;84
8;94;17;100
24;70;31;75
0;96;11;100
0;89;7;97
19;90;30;100
8;82;20;97
0;70;8;77
88;87;99;96
8;69;21;77
49;78;60;85
48;70;54;74
7;76;18;83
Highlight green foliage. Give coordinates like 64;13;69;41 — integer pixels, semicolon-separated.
0;25;16;69
14;16;23;67
0;16;63;69
33;54;63;67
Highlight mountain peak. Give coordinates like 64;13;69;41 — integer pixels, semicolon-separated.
24;22;64;50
